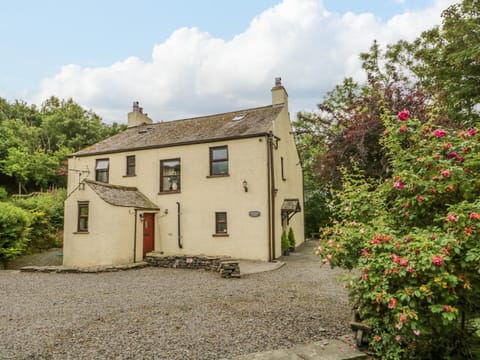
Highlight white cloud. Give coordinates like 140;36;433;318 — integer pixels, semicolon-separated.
31;0;458;123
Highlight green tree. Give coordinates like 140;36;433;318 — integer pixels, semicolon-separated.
405;0;480;125
0;96;125;192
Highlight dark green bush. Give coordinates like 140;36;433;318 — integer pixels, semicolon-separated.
0;187;8;201
281;230;291;251
0;202;31;268
288;227;296;249
13;189;66;250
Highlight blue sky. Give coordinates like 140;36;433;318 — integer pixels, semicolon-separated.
0;0;457;122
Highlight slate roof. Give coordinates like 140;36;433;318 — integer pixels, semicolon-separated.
85;180;159;210
73;104;283;157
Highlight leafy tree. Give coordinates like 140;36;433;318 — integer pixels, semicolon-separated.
0;96;125;192
403;0;480;125
40;96;123;152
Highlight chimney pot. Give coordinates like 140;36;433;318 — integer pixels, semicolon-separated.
133;101;140;112
275;77;282;87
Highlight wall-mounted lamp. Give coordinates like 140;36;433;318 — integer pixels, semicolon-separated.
164;208;169;215
79;182;85;191
242;179;248;192
139;213;144;222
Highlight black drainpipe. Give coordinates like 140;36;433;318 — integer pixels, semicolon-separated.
176;202;182;249
267;132;276;261
133;209;138;263
266;135;272;261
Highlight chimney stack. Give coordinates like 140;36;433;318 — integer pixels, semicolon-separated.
128;101;153;128
271;77;288;109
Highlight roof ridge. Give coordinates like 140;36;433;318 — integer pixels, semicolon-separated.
84;179;138;192
143;104;277;127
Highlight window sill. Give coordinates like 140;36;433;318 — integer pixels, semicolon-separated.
206;174;230;178
123;174;136;177
158;191;181;195
212;233;229;237
73;231;89;235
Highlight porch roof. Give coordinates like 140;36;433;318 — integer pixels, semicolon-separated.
84;180;159;210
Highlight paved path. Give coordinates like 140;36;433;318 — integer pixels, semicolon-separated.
230;339;367;359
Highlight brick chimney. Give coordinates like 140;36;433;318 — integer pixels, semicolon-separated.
128;101;153;128
271;77;288;110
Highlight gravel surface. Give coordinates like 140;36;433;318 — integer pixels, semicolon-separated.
0;241;352;360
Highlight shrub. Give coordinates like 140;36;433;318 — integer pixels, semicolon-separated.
288;227;296;249
281;230;290;251
0;187;8;201
13;189;66;250
317;109;480;359
0;202;31;268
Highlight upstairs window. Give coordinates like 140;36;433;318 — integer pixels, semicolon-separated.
210;146;228;176
160;158;181;193
281;156;286;181
95;159;109;183
77;202;89;232
126;155;136;176
215;212;228;235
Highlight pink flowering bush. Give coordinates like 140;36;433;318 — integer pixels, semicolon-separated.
317;110;480;359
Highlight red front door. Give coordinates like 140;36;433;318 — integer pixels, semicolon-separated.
143;213;155;257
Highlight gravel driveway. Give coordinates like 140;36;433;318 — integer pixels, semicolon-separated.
0;241;352;360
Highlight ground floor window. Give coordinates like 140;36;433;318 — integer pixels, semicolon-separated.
215;212;228;235
77;201;89;232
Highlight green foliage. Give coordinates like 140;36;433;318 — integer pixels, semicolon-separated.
317;108;480;359
0;202;31;268
13;190;67;250
288;227;296;248
0;187;7;201
407;0;480;125
0;96;125;192
281;230;291;251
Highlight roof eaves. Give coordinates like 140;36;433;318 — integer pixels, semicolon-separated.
69;132;271;158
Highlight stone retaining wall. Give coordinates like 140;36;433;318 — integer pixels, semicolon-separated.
145;254;241;278
145;254;226;271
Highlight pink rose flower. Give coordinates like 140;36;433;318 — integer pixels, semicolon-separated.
444;305;452;313
397;109;410;121
432;255;444;267
441;169;451;178
413;329;421;336
468;128;477;136
417;194;424;203
433;129;447;138
388;298;397;309
393;182;405;190
469;212;480;220
446;152;458;159
400;314;408;324
447;213;457;222
399;124;408;133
